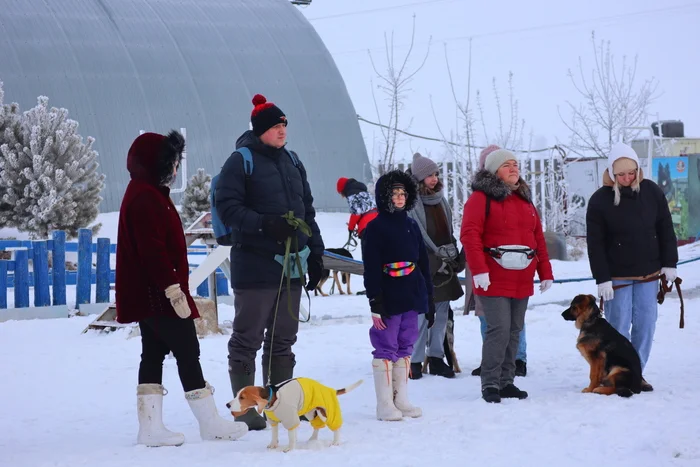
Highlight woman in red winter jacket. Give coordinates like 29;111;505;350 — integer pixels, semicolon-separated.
460;148;554;403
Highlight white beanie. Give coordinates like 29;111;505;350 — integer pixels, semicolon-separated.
608;142;640;177
607;142;642;206
484;149;517;174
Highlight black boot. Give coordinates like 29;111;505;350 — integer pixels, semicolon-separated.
499;383;528;399
482;387;501;403
471;366;481;376
262;356;295;387
515;359;527;377
409;362;423;380
228;363;267;431
428;357;455;378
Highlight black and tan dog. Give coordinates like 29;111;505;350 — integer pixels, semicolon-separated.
315;248;353;296
561;294;643;397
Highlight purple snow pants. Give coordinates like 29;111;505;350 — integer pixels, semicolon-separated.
369;311;419;362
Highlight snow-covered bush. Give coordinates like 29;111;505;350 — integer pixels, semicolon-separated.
0;87;105;238
180;168;211;227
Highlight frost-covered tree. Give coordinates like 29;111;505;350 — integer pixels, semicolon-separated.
180;168;211;227
559;31;658;158
0;94;105;238
0;81;23;227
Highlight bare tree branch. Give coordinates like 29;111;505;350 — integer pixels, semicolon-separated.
560;30;660;158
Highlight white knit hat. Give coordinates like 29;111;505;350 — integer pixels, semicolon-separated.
484;148;517;174
608;142;640;177
607;142;642;205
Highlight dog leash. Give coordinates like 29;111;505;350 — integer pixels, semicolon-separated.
342;230;358;251
266;211;313;386
599;274;685;329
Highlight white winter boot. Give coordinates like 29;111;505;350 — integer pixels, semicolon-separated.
136;384;185;447
392;357;422;418
185;382;249;441
372;359;403;421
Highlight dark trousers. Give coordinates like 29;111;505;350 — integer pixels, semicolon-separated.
227;286;302;375
476;296;528;390
138;316;205;392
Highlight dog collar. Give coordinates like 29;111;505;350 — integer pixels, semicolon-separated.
265;386;274;409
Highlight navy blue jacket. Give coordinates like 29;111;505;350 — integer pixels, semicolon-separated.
214;130;324;289
361;170;433;316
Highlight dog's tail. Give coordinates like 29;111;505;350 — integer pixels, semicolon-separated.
336;379;363;395
615;387;634;398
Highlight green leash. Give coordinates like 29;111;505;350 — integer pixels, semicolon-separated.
266;211;313;386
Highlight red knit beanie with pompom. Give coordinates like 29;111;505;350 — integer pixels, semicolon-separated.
250;94;287;137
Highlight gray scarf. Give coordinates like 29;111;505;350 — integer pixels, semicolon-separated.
408;191;454;257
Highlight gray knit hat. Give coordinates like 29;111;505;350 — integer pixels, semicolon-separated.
484;148;517;174
410;152;439;182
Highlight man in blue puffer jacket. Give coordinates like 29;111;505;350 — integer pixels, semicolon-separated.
215;94;325;430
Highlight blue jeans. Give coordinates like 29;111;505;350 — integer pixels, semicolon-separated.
479;315;526;362
604;279;658;371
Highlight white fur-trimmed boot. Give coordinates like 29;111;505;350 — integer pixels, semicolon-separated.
392;357;422;418
372;359;403;421
185;382;248;441
136;384;185;447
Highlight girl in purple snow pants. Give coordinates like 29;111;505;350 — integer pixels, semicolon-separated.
361;169;435;421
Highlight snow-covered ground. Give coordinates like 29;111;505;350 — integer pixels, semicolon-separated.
2;211;700;466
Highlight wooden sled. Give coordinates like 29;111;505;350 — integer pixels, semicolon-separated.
81;304;138;336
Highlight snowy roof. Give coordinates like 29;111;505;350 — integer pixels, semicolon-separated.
0;0;369;212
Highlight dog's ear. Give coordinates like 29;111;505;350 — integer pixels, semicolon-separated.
252;387;269;414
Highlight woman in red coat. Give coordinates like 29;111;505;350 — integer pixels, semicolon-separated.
460;148;553;403
116;131;247;446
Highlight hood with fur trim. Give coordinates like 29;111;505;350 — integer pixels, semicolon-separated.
375;169;418;214
470;169;531;203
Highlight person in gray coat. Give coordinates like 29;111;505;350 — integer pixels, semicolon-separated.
407;153;465;379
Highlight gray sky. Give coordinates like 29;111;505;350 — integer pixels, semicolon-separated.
301;0;700;161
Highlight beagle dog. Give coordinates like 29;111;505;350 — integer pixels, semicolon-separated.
226;377;362;452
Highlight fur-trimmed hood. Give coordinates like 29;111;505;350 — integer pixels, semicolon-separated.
470;169;531;202
375;169;418;214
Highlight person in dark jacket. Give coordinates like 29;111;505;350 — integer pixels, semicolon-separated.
362;169;434;421
406;153;465;380
214;94;325;430
116;131;247;447
460;148;553;403
586;142;678;392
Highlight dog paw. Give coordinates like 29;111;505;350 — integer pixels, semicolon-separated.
267;442;279;449
282;446;294;453
581;387;593;393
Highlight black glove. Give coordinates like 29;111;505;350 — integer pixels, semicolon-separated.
304;253;324;291
261;215;296;243
426;297;436;329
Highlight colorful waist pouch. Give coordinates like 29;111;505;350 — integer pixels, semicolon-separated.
383;261;415;277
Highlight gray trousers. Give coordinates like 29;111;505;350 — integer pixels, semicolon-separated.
227;286;302;373
476;296;528;390
411;300;450;362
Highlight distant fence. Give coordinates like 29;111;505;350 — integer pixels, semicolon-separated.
0;229;228;310
394;152;559;230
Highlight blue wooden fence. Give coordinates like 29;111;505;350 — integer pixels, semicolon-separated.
0;228;228;310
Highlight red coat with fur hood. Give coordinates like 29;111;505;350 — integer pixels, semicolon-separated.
460;170;553;299
115;132;200;323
